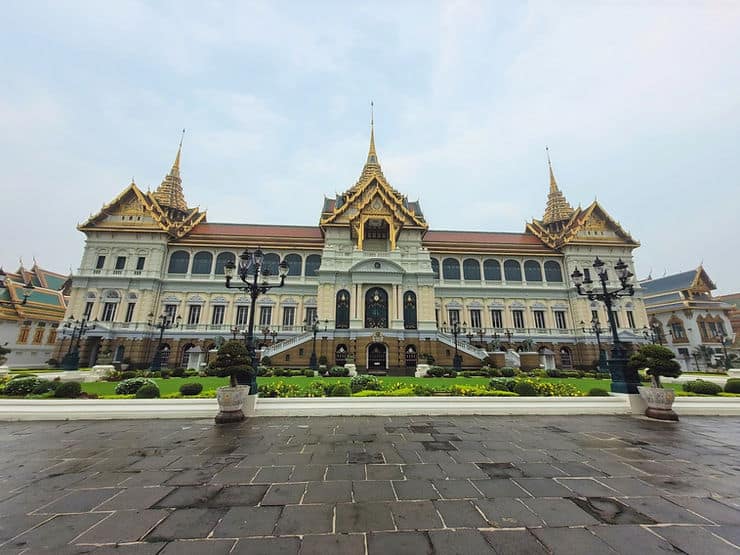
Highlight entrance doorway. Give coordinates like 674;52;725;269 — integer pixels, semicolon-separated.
367;343;387;371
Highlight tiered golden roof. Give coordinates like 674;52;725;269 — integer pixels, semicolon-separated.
542;150;574;225
152;138;188;214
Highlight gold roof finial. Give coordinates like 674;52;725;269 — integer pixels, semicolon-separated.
152;130;189;214
171;128;185;177
367;101;378;165
542;147;575;225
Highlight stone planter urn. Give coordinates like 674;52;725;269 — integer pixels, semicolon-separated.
345;363;358;377
637;386;678;421
415;363;430;378
215;385;250;424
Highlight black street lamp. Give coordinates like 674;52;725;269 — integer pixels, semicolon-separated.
571;257;638;393
304;316;325;370
224;247;288;394
643;322;663;345
61;316;97;370
477;328;486;347
147;312;181;371
443;320;467;371
466;330;474;344
582;317;606;371
230;326;240;340
261;326;271;346
504;329;513;346
270;330;278;344
715;331;734;371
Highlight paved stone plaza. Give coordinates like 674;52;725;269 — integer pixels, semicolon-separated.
1;415;739;554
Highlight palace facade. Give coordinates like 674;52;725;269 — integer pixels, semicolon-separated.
60;126;650;372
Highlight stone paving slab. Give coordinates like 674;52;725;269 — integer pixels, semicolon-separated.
1;415;740;553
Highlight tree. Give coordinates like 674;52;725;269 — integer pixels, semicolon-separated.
210;340;253;388
693;345;714;367
627;344;681;388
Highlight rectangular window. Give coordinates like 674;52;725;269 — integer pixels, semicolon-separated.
708;322;718;336
187;305;201;325
124;303;136;323
678;347;689;357
591;310;599;322
47;323;58;344
32;323;46;344
670;323;685;339
583;268;591;282
212;305;225;325
626;310;636;328
136;256;146;270
554;311;567;330
283;306;295;329
101;302;117;322
469;309;482;329
512;309;525;329
304;307;317;326
17;325;30;343
84;301;95;319
490;309;503;328
612;310;620;328
259;306;272;326
718;321;727;335
115;256;126;270
95;255;106;269
235;306;249;326
533;310;546;329
163;304;178;323
447;309;460;325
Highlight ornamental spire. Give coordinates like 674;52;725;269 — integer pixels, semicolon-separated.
153;130;188;215
366;101;379;166
542;147;574;226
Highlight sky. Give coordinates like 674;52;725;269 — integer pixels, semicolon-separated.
1;1;739;294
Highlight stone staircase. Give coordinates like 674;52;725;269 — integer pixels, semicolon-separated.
435;333;488;360
261;332;313;359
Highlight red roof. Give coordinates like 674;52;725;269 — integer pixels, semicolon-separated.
424;230;543;245
190;223;323;239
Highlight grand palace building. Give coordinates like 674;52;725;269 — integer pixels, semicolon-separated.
59;125;650;372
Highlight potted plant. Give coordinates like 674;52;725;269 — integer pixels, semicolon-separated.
628;344;682;421
96;349;114;365
211;340;254;424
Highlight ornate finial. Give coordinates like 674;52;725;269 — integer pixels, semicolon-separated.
172;129;185;176
546;146;557;192
367;102;378;166
541;147;575;226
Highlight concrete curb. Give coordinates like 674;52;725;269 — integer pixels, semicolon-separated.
1;395;738;420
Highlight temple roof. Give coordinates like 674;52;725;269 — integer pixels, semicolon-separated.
152;135;188;214
542;150;574;225
0;262;69;323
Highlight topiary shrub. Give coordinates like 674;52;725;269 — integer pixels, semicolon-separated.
306;380;330;397
724;379;740;394
211;340;254;387
329;383;352;397
487;367;502;377
513;380;538;396
501;367;516;377
261;356;272;367
588;388;610;397
628;344;681;388
170;367;185;378
4;377;42;396
328;366;349;377
350;374;382;393
115;377;157;395
179;382;203;396
489;378;515;392
31;380;59;395
54;381;82;398
683;380;722;395
135;384;160;398
303;369;315;377
46;358;59;368
120;371;137;380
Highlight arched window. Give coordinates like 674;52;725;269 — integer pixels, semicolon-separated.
215;252;235;275
524;260;542;282
167;251;189;274
544;261;563;282
285;254;302;276
405;345;417;368
365;287;389;328
305;254;322;277
442;258;461;280
114;345;125;363
335;289;350;329
335;344;348;366
158;344;171;369
192;252;213;275
559;347;573;369
403;291;417;330
483;259;502;281
262;253;280;276
180;343;196;367
431;258;440;279
463;259;481;281
504;260;522;281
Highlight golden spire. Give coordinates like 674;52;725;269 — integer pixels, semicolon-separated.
542;147;574;226
153;130;188;215
367;101;378;166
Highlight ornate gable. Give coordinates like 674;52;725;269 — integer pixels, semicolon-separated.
690;265;716;293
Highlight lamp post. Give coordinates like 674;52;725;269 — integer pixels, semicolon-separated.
571;257;638;393
716;331;733;371
61;316;97;370
582;318;606;371
147;312;181;371
643;322;663;345
0;272;33;307
304;316;321;370
466;330;474;345
443;320;466;371
477;328;486;348
504;329;513;347
224;247;288;394
230;326;240;340
270;330;278;344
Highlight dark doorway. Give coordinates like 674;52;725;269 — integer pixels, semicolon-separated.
365;287;388;328
367;343;387;370
405;344;417;368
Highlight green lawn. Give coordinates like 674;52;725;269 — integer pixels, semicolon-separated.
76;375;676;397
